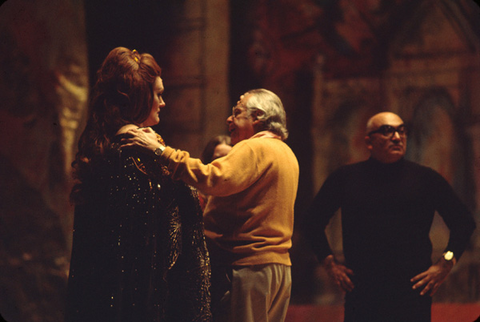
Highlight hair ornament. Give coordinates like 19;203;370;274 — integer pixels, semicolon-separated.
132;49;140;63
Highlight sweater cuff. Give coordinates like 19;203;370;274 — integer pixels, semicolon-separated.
159;146;175;162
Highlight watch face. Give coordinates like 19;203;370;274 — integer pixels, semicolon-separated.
444;251;454;261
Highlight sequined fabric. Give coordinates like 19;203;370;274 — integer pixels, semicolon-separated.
65;138;212;321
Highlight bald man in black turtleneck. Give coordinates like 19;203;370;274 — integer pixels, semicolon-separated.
303;112;476;322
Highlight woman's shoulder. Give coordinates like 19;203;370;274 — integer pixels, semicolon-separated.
116;124;139;135
103;137;153;177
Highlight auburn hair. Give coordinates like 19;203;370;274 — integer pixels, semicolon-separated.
71;47;162;203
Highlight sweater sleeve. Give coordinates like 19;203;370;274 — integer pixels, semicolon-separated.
302;168;344;263
160;141;263;197
430;169;476;260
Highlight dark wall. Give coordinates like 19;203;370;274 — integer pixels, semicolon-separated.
84;0;181;86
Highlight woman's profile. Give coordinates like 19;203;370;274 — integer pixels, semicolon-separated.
65;47;211;322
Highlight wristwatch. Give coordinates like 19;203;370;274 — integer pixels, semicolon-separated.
154;145;165;157
443;251;454;262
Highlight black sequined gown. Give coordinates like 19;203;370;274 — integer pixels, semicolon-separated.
65;136;212;322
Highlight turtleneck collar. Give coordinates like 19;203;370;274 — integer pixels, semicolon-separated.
366;157;405;172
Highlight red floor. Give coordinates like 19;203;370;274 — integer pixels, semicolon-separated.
285;304;480;322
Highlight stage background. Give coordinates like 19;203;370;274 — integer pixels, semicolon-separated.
0;0;479;321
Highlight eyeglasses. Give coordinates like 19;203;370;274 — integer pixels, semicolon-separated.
368;124;407;138
231;107;246;119
231;106;265;120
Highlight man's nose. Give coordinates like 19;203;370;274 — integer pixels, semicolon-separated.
392;131;401;140
226;115;233;124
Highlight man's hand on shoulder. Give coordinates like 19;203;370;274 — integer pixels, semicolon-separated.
121;127;164;156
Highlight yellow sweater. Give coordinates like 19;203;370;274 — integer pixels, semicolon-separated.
161;135;299;266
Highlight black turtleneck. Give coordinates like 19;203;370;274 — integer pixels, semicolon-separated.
303;157;475;291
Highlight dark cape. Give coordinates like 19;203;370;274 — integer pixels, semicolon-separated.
65;139;212;321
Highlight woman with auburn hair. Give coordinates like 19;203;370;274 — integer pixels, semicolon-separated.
65;47;211;322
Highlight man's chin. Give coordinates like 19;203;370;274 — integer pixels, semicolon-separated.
388;152;405;162
374;151;404;163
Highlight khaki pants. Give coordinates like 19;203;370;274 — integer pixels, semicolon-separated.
211;264;291;322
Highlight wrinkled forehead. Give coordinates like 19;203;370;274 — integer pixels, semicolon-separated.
239;93;251;105
233;94;252;113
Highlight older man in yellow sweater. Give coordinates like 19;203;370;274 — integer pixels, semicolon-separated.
123;88;299;322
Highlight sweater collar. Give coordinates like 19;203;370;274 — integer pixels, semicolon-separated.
250;131;282;140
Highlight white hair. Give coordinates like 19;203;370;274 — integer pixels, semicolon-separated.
244;88;289;140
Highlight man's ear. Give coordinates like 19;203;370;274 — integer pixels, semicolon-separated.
252;118;262;125
251;109;262;119
251;110;264;123
252;118;264;132
365;135;373;151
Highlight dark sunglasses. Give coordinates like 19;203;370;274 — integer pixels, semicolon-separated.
368;124;407;138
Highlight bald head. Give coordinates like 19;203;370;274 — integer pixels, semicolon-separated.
366;112;404;134
365;112;407;163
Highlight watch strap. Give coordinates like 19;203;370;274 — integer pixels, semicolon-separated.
154;145;165;157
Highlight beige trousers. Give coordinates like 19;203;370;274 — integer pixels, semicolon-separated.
212;264;292;322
